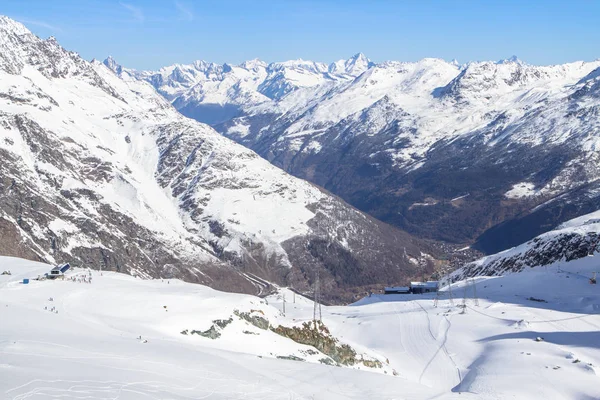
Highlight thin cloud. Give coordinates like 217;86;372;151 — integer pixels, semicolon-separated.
120;2;144;22
14;17;63;32
174;1;194;21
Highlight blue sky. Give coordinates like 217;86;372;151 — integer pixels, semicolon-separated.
2;0;599;70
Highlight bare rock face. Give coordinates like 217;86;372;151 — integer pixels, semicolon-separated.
0;17;440;303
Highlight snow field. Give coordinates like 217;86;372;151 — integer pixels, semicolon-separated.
4;217;600;399
1;257;425;400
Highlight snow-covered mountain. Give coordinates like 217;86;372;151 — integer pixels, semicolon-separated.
0;16;440;303
119;52;600;252
104;53;374;125
452;209;600;280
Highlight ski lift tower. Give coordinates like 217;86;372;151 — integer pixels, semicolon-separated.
434;276;454;308
459;277;479;314
312;270;322;327
587;234;600;284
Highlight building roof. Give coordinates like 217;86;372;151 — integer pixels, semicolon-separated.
410;281;439;288
384;286;410;291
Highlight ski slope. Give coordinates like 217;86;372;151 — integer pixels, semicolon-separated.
3;255;600;399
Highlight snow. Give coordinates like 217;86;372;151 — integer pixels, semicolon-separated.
303;140;323;153
0;16;31;36
0;257;421;400
226;120;251;138
202;183;316;244
451;194;470;202
558;210;600;229
122;53;379;118
504;182;538;199
48;219;79;234
3;247;600;399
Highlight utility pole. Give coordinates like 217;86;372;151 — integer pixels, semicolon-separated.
461;278;478;313
434;278;440;308
472;278;479;307
282;293;286;316
461;285;468;314
313;270;322;327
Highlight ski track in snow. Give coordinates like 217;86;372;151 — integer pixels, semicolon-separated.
413;301;461;389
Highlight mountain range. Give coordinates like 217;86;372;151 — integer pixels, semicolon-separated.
3;13;600;303
106;52;600;254
0;16;447;303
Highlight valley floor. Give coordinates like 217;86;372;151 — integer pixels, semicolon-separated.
2;256;600;399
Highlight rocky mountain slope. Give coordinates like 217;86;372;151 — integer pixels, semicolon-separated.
115;53;600;253
0;16;442;303
451;210;600;281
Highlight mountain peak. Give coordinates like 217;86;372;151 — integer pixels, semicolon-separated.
347;52;373;70
239;58;268;71
192;59;216;70
350;52;368;62
0;16;32;36
329;53;373;77
103;56;123;74
497;55;524;65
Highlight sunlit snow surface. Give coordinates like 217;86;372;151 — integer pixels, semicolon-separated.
3;251;600;399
